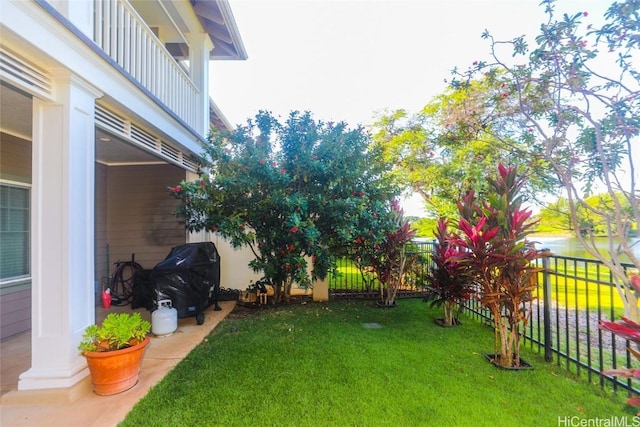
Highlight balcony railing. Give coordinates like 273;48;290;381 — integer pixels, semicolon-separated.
93;0;199;131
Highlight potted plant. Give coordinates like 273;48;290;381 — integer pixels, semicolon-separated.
239;279;270;306
452;164;546;368
423;218;474;326
78;312;151;395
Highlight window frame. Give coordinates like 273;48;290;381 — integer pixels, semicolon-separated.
0;180;31;287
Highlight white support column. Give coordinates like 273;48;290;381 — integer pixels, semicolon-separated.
19;72;102;391
187;33;214;136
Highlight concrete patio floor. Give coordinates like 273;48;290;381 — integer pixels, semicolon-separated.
1;301;236;426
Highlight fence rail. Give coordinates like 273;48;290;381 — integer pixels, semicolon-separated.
329;240;640;395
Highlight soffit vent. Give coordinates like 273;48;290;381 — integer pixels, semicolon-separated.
182;156;198;171
95;104;197;172
160;142;179;161
0;47;53;100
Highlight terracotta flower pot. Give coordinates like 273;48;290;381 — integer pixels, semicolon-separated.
84;336;151;395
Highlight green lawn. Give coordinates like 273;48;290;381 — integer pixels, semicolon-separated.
121;299;635;427
331;255;627;315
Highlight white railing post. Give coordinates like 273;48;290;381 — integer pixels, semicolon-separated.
92;0;199;131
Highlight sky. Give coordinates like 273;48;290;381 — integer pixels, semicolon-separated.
209;0;612;215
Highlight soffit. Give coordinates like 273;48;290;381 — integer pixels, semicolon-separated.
130;0;247;60
192;0;248;60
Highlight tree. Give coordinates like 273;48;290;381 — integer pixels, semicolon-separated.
535;198;573;234
169;110;401;303
451;0;640;319
536;192;636;236
371;78;555;220
452;164;547;368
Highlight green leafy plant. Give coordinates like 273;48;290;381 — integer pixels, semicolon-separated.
452;164;547;367
450;0;640;321
78;312;151;354
423;218;474;326
246;278;269;294
169;110;399;303
373;201;417;307
350;199;417;306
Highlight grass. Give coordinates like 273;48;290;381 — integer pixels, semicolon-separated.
331;255;628;315
535;269;626;315
121;299;635;427
329;258;377;290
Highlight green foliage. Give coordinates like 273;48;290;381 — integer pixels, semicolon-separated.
350;200;417;306
452;164;548;368
451;0;640;318
371;78;554;219
536;192;636;237
169;110;400;303
534;198;573;234
78;312;150;354
411;216;438;238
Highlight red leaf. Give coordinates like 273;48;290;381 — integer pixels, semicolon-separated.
498;163;508;179
483;226;500;241
620;316;640;331
627;396;640;410
599;320;640;341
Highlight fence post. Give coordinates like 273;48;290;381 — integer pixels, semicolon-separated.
542;250;552;362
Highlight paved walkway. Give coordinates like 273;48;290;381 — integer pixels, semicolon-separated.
1;301;235;427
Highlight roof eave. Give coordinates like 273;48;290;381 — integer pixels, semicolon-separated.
214;0;247;60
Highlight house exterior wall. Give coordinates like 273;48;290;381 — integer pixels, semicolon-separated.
2;1;207;157
95;163;109;290
105;164;186;270
0;0;249;391
0;290;31;340
0;133;32;341
0;133;31;182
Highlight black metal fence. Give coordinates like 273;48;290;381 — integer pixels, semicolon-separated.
329;240;640;395
329;240;436;299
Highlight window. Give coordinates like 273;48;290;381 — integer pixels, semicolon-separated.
0;184;30;280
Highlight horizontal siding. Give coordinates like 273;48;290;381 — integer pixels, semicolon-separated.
95;163;109;283
0;132;32;339
0;289;31;341
0;133;32;182
106;164;186;271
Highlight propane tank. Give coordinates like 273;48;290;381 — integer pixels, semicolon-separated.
152;299;178;337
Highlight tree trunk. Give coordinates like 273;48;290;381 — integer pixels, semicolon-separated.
443;301;454;326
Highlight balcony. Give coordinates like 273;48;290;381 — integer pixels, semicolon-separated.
91;0;246;133
93;0;198;130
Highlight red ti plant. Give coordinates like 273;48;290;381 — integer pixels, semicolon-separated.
599;274;640;414
370;200;417;307
452;164;547;368
424;218;475;326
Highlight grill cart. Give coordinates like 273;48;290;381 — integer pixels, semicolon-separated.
132;242;221;325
